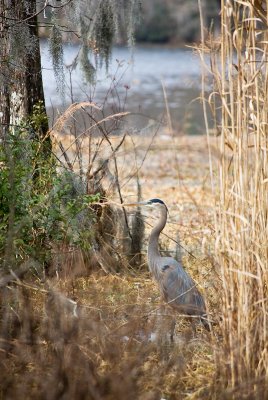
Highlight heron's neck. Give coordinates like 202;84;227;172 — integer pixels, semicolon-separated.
148;207;167;266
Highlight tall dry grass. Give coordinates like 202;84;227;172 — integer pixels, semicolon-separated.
0;274;213;400
203;0;268;397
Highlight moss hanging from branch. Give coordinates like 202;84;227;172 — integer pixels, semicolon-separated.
61;0;140;83
94;0;115;69
49;24;65;99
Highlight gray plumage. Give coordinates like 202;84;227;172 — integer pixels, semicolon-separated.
125;198;209;330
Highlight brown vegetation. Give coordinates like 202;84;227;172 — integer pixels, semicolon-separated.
0;126;218;399
2;1;268;398
201;0;268;397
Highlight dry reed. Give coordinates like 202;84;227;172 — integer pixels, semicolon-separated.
0;273;213;400
203;1;268;397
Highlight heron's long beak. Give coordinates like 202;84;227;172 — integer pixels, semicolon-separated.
123;201;148;207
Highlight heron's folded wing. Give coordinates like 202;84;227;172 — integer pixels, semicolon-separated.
160;266;206;315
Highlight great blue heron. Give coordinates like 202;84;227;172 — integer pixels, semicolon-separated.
124;198;209;331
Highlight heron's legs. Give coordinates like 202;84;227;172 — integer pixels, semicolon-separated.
169;318;176;342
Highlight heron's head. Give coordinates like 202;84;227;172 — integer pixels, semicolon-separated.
124;198;168;211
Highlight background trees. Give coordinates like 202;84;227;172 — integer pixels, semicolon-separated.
0;0;47;138
135;0;220;44
0;0;141;138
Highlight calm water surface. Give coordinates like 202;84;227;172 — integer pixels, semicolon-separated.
41;41;205;134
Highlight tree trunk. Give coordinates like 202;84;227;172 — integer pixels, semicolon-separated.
0;0;49;143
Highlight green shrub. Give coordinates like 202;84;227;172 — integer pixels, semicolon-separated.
0;126;99;270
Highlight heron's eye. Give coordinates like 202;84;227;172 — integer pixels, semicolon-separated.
162;265;170;272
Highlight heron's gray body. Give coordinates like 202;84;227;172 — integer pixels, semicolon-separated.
124;198;209;329
146;200;208;324
149;255;206;316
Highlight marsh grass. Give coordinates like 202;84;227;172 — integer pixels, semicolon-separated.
5;0;268;392
201;1;268;397
1;119;219;400
0;273;214;400
0;122;216;399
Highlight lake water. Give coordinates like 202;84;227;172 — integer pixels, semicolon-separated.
41;41;205;134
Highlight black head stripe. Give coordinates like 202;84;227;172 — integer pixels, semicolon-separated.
149;198;165;205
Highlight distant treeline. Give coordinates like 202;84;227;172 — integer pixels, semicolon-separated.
38;0;220;45
132;0;221;44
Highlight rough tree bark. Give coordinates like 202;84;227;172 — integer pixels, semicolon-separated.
0;0;49;141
